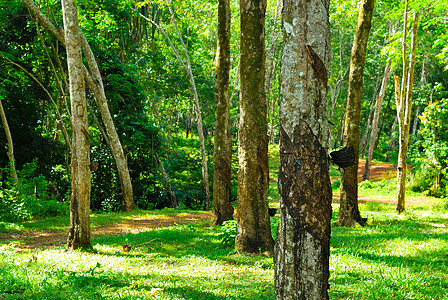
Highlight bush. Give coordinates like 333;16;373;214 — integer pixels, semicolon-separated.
0;160;68;222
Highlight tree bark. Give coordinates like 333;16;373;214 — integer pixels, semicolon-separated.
62;0;92;250
0;97;19;184
274;0;332;298
396;7;419;213
236;0;273;254
211;0;234;225
363;59;393;180
337;0;375;227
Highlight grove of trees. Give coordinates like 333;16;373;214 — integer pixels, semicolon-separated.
1;0;448;297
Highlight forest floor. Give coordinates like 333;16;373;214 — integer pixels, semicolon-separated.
0;160;435;251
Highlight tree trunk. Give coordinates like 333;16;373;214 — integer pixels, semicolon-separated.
62;0;92;250
385;116;398;162
266;0;282;144
360;66;383;158
274;0;332;298
23;0;135;212
155;154;177;208
236;0;273;254
0;97;19;184
139;3;210;210
363;59;393;180
396;7;419;213
80;37;135;212
211;0;234;225
337;0;375;227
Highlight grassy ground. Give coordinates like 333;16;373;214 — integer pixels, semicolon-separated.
1;202;447;299
1;146;448;299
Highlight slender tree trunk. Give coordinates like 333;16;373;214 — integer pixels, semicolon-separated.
360;66;383;158
139;3;210;210
396;7;419;213
0;97;19;184
63;0;92;250
23;0;135;211
363;59;393;180
266;0;282;144
385;116;398;162
337;0;375;227
211;0;234;226
274;0;332;298
80;37;135;211
236;0;273;254
155;154;177;208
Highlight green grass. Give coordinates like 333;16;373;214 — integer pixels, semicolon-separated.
1;203;447;299
1;147;447;299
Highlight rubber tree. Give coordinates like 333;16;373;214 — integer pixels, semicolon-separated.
23;0;136;211
337;0;375;227
274;0;332;298
395;3;419;213
62;0;92;250
211;0;234;225
236;0;274;254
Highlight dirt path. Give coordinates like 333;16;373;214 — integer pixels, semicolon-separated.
0;212;212;251
0;160;436;251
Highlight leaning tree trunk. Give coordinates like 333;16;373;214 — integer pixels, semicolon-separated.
363;59;393;180
62;0;92;250
23;0;135;212
0;97;19;184
274;0;332;298
337;0;375;227
235;0;273;254
396;7;419;213
211;0;234;226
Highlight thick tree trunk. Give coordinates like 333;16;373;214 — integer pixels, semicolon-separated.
62;0;92;250
236;0;273;254
274;0;332;298
396;7;419;213
0;97;19;184
212;0;234;225
337;0;375;227
363;59;393;180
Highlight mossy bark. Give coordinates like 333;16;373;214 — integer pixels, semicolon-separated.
337;0;375;227
212;0;234;226
236;0;273;254
62;0;92;250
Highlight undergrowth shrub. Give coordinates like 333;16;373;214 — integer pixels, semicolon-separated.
218;220;237;247
0;160;68;222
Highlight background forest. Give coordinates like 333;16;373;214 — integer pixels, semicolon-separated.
1;0;448;220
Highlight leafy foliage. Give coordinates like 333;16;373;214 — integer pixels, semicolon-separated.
0;160;68;222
